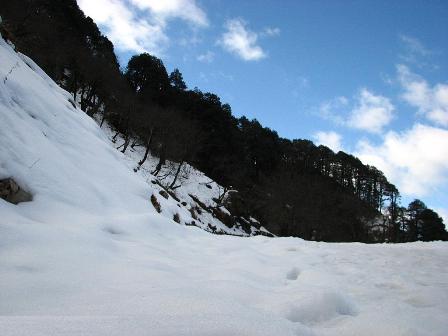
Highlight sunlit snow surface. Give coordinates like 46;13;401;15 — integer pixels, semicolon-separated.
1;37;447;336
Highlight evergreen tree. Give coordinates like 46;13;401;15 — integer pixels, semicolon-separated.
169;68;187;91
420;209;447;241
406;199;427;241
125;53;169;96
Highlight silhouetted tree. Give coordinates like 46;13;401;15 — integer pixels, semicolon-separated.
419;209;447;241
406;199;427;241
125;53;169;101
169;68;187;91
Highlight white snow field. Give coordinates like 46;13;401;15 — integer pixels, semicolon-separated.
1;37;448;336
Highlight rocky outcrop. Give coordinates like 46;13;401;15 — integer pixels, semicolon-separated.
0;178;32;204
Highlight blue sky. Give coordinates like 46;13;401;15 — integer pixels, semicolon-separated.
77;0;448;222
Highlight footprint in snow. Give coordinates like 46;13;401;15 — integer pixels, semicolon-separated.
286;267;301;280
103;226;125;235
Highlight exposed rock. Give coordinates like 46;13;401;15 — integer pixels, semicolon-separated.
188;193;209;212
150;194;161;213
159;190;169;199
212;206;234;229
167;190;180;202
189;207;198;220
0;178;32;204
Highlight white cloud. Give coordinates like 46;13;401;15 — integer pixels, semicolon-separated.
397;64;448;127
313;131;343;153
218;19;266;61
347;89;395;134
77;0;207;55
355;123;448;197
319;90;395;134
129;0;208;26
197;51;215;63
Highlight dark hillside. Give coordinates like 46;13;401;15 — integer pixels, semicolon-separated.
2;0;445;242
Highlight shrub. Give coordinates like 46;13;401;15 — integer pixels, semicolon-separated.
150;194;161;213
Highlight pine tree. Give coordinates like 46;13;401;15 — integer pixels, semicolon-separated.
420;209;447;241
169;68;187;91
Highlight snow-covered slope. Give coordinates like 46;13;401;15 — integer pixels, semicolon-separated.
100;124;270;237
1;37;448;336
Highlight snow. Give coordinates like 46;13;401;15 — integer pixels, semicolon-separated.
1;36;448;336
101;124;263;236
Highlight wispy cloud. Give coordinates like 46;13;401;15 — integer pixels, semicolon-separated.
260;27;281;37
218;18;266;61
399;34;431;58
197;51;215;63
397;64;448;127
198;71;234;82
318;96;348;125
398;34;437;70
179;34;202;47
313;131;344;152
77;0;208;55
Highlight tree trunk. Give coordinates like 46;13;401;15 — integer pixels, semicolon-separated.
169;160;184;189
137;128;154;168
117;117;131;152
71;71;79;102
111;130;120;143
120;133;130;153
218;186;228;204
85;87;98;117
152;146;166;176
100;110;107;128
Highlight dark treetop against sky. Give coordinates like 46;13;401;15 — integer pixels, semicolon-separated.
78;0;448;222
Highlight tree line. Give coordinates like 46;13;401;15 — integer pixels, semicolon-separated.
2;0;446;242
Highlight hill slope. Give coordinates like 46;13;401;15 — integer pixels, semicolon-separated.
1;38;448;335
0;0;403;243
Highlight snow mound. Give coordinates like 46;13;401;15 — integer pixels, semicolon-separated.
1;37;448;336
285;292;358;325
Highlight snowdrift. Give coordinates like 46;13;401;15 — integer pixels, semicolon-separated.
1;37;448;336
